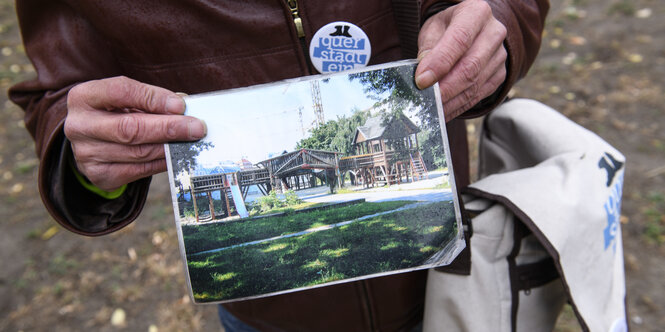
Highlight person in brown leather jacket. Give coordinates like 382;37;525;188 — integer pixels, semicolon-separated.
10;0;548;331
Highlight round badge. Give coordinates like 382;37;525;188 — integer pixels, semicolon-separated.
309;21;372;74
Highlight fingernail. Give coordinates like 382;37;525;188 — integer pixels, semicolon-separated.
188;119;207;139
415;70;436;89
166;96;185;114
417;50;430;61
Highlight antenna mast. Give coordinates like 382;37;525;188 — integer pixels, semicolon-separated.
310;80;324;127
297;106;305;136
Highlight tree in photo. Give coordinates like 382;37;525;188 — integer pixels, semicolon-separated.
169;140;214;188
348;65;446;169
296;108;370;155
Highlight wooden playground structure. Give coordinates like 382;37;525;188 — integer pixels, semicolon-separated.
186;149;340;222
338;115;428;188
184;114;429;222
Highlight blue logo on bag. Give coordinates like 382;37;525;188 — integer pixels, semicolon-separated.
603;170;623;252
599;152;624;252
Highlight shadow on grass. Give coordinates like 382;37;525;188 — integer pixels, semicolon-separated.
186;200;456;302
181;200;414;253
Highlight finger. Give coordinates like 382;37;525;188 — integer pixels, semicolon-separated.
437;21;507;103
416;12;450;61
68;76;186;115
72;141;165;164
82;159;168;192
443;64;507;121
66;111;207;145
415;0;493;89
438;45;506;116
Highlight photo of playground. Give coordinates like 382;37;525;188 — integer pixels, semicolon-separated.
166;62;463;303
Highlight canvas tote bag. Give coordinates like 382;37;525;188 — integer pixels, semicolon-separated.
424;99;628;332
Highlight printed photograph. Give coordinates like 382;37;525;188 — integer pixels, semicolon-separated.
165;61;463;303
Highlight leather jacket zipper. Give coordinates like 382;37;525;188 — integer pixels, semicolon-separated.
287;6;372;327
286;0;305;38
285;0;314;73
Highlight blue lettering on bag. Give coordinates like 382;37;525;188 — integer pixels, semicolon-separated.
603;172;623;252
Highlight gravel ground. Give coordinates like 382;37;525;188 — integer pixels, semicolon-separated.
1;0;663;331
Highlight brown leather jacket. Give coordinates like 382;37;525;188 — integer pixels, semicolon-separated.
10;1;548;331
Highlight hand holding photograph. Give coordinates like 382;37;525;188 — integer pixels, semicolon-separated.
165;60;464;304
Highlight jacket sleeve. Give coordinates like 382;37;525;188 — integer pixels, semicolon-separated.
9;1;151;236
421;0;550;118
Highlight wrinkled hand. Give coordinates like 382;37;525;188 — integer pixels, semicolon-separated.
64;76;206;191
415;0;507;121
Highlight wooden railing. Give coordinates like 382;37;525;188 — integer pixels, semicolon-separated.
190;174;227;193
191;168;271;193
339;149;414;171
238;168;270;186
191;147;420;193
259;149;339;176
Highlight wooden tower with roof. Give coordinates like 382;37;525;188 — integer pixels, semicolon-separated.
339;112;428;187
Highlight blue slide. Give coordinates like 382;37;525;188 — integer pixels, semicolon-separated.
229;184;249;218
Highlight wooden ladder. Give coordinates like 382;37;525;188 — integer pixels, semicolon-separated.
410;152;428;180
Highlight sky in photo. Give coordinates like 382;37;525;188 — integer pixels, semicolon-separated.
185;74;387;169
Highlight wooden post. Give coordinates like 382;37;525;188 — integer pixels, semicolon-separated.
223;188;231;217
266;159;276;194
191;188;199;223
207;191;216;220
405;162;410;183
397;162;402;183
241;185;248;200
381;139;389;185
335;154;343;189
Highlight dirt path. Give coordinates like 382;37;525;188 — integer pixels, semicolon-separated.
1;0;663;331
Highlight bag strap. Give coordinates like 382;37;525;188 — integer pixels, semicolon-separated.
463;186;591;331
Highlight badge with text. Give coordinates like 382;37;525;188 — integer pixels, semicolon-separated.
309;21;372;73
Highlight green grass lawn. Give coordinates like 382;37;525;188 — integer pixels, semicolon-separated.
181;200;413;253
185;200;457;302
249;201;322;217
